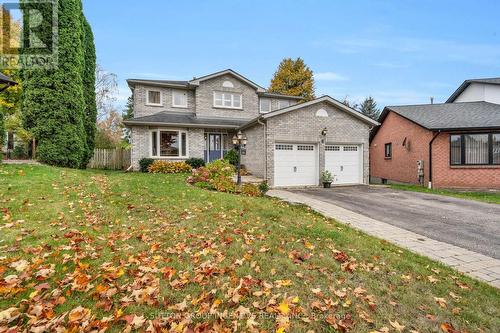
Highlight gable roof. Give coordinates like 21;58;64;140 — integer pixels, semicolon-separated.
379;101;500;131
446;77;500;102
262;95;380;125
240;95;380;130
188;69;266;92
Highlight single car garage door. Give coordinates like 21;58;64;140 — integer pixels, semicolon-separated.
274;143;318;187
325;145;362;185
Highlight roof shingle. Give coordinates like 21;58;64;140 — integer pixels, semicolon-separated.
384;101;500;130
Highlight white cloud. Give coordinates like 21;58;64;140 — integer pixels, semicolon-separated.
314;71;348;81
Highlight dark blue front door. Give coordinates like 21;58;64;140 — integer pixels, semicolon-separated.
208;134;222;162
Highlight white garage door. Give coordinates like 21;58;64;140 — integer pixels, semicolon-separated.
274;143;318;187
325;145;362;185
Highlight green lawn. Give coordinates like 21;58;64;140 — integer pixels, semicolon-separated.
0;164;498;332
390;184;500;205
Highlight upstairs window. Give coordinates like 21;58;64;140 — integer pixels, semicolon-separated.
213;92;242;109
451;133;500;165
278;99;290;109
260;98;271;113
385;143;392;159
147;90;162;106
172;90;188;108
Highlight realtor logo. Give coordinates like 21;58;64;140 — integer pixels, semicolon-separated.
1;0;58;69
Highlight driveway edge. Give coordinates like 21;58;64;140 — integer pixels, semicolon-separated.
268;189;500;288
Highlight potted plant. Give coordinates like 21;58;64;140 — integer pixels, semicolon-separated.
321;170;334;188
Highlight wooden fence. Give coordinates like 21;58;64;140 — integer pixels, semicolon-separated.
88;148;131;170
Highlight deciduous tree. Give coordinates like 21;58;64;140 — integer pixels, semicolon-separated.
269;57;315;101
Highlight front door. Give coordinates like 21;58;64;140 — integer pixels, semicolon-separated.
208;134;222;162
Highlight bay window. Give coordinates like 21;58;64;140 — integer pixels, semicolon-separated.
150;130;188;158
450;133;500;165
214;92;242;109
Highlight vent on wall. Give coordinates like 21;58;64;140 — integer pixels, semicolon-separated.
222;80;234;88
316;108;328;117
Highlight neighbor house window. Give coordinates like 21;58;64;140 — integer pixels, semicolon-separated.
172;90;188;108
260;98;271;113
213;92;242;109
150;130;188;158
450;133;500;165
494;134;500;164
147;90;162;106
385;143;392;159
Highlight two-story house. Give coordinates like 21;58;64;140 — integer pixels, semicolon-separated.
124;69;379;187
370;77;500;189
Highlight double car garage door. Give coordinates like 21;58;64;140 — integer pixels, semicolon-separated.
274;143;362;187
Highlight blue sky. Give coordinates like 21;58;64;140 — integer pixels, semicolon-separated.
83;0;500;110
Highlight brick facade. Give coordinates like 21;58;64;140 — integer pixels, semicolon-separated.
243;102;372;187
133;85;195;118
370;111;433;185
432;133;500;188
370;111;500;189
194;74;259;119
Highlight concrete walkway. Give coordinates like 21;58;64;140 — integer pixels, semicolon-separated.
268;189;500;288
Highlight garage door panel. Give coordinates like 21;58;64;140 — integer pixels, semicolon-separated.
274;144;318;186
325;145;362;185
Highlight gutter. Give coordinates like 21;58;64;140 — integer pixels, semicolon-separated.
428;131;441;189
257;118;268;181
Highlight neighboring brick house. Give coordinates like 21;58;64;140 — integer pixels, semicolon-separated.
124;69;379;187
370;78;500;189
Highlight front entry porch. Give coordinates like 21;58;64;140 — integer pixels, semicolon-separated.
204;132;233;163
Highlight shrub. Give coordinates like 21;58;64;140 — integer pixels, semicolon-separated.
12;145;28;159
206;159;235;178
212;176;237;193
185;157;205;169
224;149;239;166
187;159;236;193
258;181;269;194
241;183;262;197
148;161;192;174
187;167;210;184
139;158;155;173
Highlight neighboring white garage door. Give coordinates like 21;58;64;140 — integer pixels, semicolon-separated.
325;145;362;185
274;143;318;187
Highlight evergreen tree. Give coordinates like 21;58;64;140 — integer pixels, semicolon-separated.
359;96;380;120
269;57;315;101
81;17;97;166
122;95;134;143
21;0;88;168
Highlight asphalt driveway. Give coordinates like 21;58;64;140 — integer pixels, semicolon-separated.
290;186;500;259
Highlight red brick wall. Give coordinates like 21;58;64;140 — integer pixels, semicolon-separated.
432;133;500;189
370;112;433;184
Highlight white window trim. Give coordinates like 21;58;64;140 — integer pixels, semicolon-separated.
149;128;189;159
172;89;188;108
259;98;272;113
213;91;243;110
146;89;162;106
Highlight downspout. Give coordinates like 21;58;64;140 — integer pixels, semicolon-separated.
257;118;267;181
428;131;441;189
